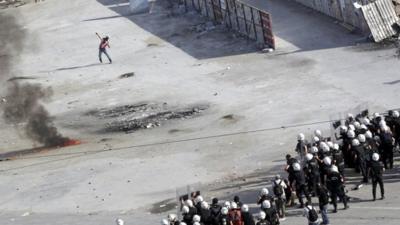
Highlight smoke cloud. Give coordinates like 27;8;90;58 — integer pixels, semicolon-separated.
1;13;70;147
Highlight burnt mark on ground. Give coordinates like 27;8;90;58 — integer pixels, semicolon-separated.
86;102;209;133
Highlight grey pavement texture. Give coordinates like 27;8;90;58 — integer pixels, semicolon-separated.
0;0;400;225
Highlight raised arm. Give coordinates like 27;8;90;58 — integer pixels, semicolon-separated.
95;32;102;40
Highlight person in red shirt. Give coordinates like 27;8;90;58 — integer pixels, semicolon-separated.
96;32;112;64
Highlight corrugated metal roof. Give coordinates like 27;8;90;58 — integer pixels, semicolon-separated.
361;0;399;42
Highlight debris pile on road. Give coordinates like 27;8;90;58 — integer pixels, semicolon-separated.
0;0;25;8
86;103;208;133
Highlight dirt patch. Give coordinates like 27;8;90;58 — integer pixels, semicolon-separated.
350;39;398;52
7;76;36;81
86;102;208;133
220;114;242;124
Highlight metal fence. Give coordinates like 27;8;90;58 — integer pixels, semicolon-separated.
177;0;276;48
293;0;373;33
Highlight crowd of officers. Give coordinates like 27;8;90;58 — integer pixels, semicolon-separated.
158;110;398;225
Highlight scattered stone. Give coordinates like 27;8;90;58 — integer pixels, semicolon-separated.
87;103;208;133
262;48;274;53
21;212;30;217
119;72;135;79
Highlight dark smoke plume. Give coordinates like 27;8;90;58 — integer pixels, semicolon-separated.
1;13;70;147
0;13;25;79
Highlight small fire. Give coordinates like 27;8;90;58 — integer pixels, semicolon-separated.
61;139;81;147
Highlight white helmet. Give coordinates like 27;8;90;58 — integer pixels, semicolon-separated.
320;142;330;153
347;130;356;138
260;188;269;196
180;223;187;225
241;204;249;212
365;130;373;139
381;125;390;132
314;129;322;137
358;134;366;143
305;153;313;161
331;165;339;173
186;199;194;207
224;201;231;209
201;201;209;209
161;219;169;225
352;139;360;146
372;153;380;161
333;143;339;151
313;136;320;143
298;133;305;141
347;113;354;119
116;219;124;225
195;196;203;204
354;121;361;129
323;157;332;166
327;141;334;149
262;200;271;209
360;124;367;130
168;214;177;222
182;205;190;214
361;117;370;125
221;207;228;215
393;111;400;118
339;125;348;133
311;146;319;153
193;222;200;225
259;211;266;220
293;162;301;171
231;202;238;209
373;112;380;119
349;124;355;131
193;215;201;223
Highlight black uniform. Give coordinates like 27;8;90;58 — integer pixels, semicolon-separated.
342;137;354;167
304;158;320;195
209;203;222;225
316;184;330;208
242;211;256;225
200;208;211;225
293;170;310;207
369;160;385;200
327;171;348;212
182;212;193;225
380;131;394;169
264;207;280;225
332;149;345;176
286;156;299;187
353;145;368;183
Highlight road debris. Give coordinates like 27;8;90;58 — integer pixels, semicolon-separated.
86;102;208;133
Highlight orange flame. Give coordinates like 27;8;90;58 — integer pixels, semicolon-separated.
61;139;81;147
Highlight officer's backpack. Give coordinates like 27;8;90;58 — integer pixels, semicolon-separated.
308;206;318;222
273;181;284;197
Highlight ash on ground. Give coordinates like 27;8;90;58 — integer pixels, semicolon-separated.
86;103;208;133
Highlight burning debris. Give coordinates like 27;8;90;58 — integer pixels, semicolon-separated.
86;102;208;133
0;14;75;148
2;82;74;147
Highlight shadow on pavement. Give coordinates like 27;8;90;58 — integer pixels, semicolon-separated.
88;0;259;59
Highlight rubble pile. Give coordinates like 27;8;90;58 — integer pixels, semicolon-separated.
86;103;208;133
